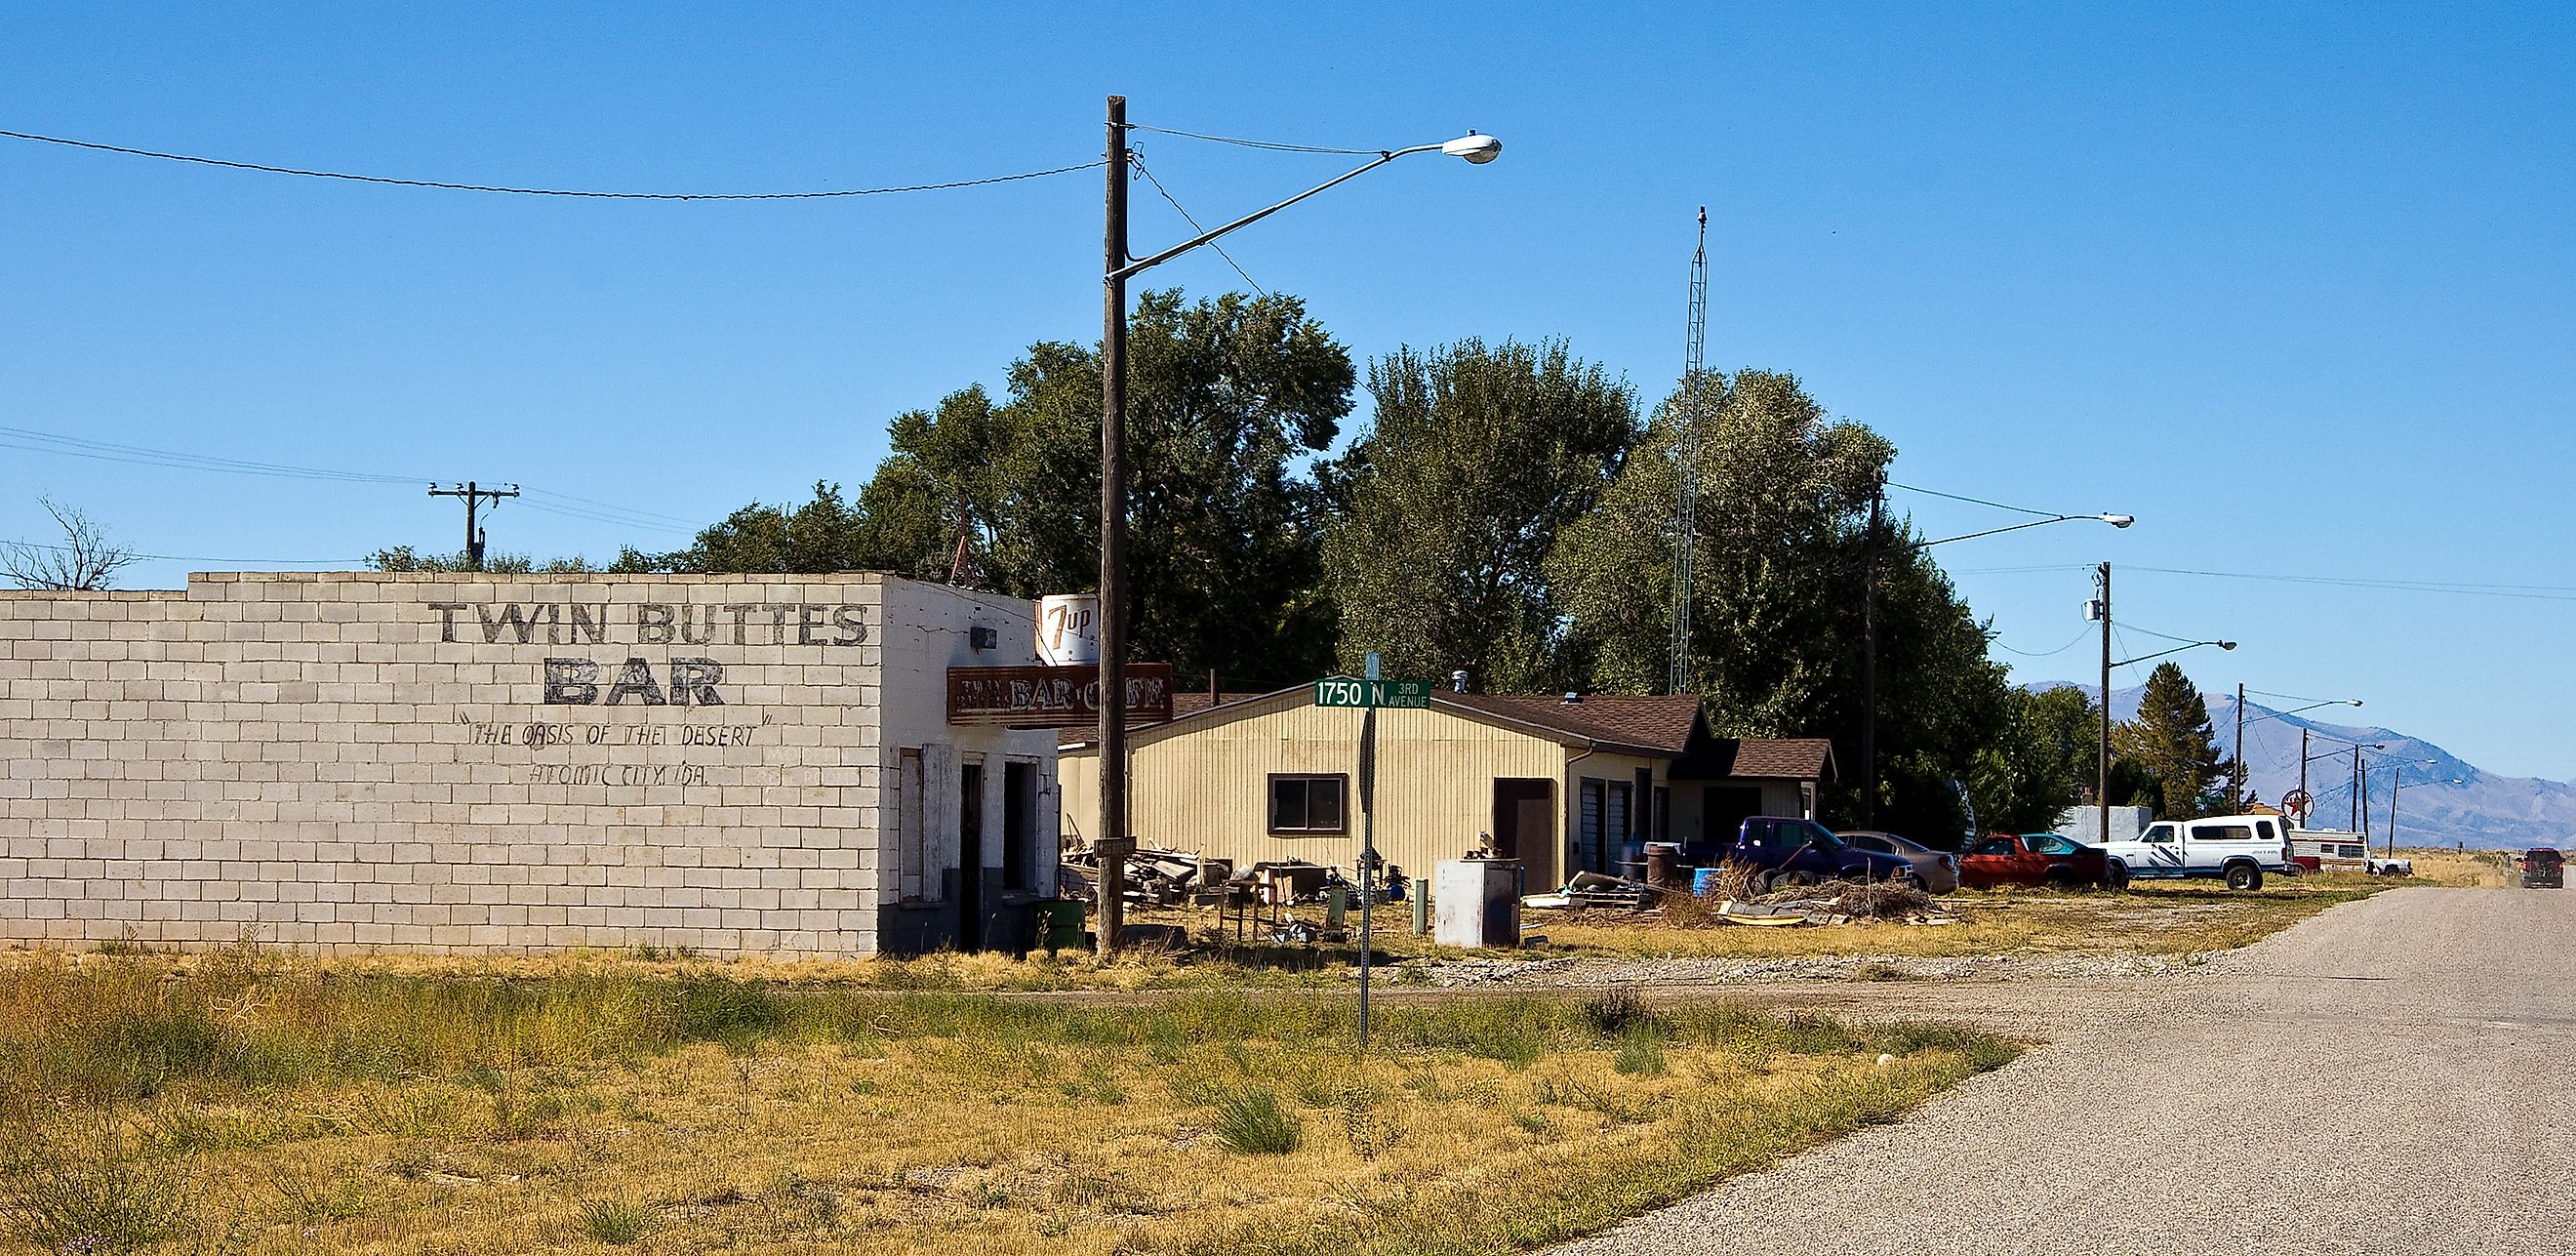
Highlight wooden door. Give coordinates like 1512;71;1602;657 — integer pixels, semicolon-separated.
1493;779;1556;889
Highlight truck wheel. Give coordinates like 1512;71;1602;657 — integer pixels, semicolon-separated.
2225;864;2261;892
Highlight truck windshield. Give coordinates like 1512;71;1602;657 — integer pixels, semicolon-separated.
1801;823;1843;849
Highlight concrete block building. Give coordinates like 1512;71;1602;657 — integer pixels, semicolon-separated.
0;571;1059;956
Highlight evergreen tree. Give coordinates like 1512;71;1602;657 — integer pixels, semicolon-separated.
2112;662;2236;819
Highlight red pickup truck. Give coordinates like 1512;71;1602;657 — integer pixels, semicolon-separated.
1959;832;2127;891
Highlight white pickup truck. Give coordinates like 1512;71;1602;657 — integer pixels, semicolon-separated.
2098;813;2298;891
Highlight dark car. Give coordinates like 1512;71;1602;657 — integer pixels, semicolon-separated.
1720;817;1921;892
1959;832;2126;891
1836;831;1960;894
2522;848;2564;889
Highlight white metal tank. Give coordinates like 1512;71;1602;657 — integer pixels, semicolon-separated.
1432;859;1521;950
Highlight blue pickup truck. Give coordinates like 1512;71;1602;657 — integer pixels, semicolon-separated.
1720;817;1923;893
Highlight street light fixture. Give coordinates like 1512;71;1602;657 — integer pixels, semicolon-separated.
2234;695;2360;813
2097;621;2232;848
1094;97;1500;953
1858;499;2131;826
2297;730;2390;829
2298;731;2386;831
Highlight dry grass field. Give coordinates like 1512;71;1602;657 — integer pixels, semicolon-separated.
0;947;2013;1256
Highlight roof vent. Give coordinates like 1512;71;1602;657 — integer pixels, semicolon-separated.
1451;669;1470;693
1561;692;1581;705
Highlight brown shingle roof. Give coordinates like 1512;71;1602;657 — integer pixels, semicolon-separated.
1436;693;1706;756
1698;738;1835;781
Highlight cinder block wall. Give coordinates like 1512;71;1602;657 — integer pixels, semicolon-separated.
0;571;1051;956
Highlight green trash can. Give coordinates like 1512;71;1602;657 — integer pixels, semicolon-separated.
1039;899;1089;953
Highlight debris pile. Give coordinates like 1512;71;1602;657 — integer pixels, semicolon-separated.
1060;845;1235;909
1523;866;1956;928
1699;877;1952;926
1521;871;1664;912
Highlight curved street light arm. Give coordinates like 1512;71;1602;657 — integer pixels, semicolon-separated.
2244;698;2363;726
1112;142;1447;282
2112;643;2235;673
1916;513;2131;548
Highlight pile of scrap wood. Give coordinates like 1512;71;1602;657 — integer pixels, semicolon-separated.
1522;871;1664;912
1061;845;1234;908
1699;878;1952;927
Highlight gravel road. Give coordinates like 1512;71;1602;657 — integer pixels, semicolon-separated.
1551;886;2576;1255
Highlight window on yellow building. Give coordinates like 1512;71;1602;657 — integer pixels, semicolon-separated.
1268;775;1348;834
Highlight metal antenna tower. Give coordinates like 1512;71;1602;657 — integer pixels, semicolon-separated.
1668;207;1709;695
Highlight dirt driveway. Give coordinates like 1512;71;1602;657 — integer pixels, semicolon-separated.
1551;885;2576;1255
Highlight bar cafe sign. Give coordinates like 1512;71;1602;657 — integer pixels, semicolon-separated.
946;663;1175;728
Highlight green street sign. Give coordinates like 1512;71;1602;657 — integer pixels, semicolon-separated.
1312;677;1435;709
1378;679;1432;709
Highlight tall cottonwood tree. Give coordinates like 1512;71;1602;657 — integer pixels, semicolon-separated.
1969;685;2101;834
1320;338;1634;691
1549;369;2009;836
2113;661;2235;818
665;290;1353;689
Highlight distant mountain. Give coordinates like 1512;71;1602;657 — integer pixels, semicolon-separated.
2021;681;2573;850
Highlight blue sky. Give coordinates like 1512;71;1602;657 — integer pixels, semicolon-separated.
3;4;2570;776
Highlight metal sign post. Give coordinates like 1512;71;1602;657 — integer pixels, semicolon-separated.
1312;657;1437;1050
1357;650;1378;1050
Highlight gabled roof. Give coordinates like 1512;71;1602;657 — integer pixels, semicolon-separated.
1057;683;1832;783
1696;737;1836;782
1437;693;1707;757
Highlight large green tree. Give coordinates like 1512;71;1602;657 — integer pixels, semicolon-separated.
2113;662;2235;818
1969;685;2101;834
1319;338;1635;690
665;289;1352;689
956;289;1351;687
1548;368;2010;838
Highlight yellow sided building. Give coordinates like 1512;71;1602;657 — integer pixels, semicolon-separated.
1058;687;1831;891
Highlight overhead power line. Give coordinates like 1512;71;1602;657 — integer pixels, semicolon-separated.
1885;481;2066;519
1951;561;2576;602
2246;688;2347;705
0;128;1104;200
2119;623;2216;647
1124;124;1382;156
0;423;708;537
3;537;365;565
1995;626;2095;658
0;425;417;484
1126;152;1266;296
